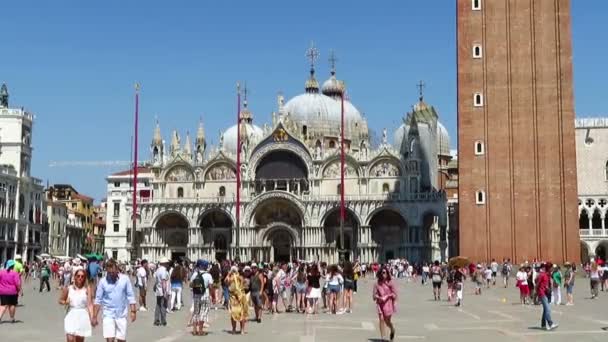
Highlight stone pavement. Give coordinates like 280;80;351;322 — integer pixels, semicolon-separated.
4;276;608;342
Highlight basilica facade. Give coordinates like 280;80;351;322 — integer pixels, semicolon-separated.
116;59;450;264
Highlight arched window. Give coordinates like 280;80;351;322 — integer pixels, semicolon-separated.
579;209;589;229
474;92;483;107
329;140;336;149
219;186;226;197
382;183;390;193
473;44;482;58
592;209;602;229
302;125;308;137
336;184;342;195
475;141;485;155
476;190;485;205
177;187;184;198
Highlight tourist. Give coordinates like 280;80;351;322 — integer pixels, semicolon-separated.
190;260;212;336
515;265;528;305
430;260;443;301
490;259;499;286
421;263;430;285
92;259;137;341
501;259;511;288
293;265;307;313
454;266;464;307
0;260;21;322
250;264;266;322
342;261;355;313
563;262;575;305
227;265;248;334
87;257;101;299
169;263;185;311
153;257;170;326
473;264;483;295
551;265;562;305
60;269;92;341
326;264;344;314
484;265;492;289
446;266;455;302
13;255;24;296
536;263;558;330
373;266;397;341
39;261;52;293
209;263;221;309
270;268;280;314
353;261;361;294
306;264;322;314
589;261;600;299
135;260;148;311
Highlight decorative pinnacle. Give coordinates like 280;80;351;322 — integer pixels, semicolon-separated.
329;49;338;76
305;41;320;71
417;80;425;101
243;82;248;108
135;82;141;92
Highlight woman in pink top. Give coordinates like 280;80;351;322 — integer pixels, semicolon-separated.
373;266;398;341
0;260;22;323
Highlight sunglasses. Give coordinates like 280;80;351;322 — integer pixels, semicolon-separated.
75;274;85;278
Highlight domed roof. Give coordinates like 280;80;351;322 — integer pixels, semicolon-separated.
393;120;451;156
221;123;264;154
284;93;364;128
321;75;345;98
437;121;450;156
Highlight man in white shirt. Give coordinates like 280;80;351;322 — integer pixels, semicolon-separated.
490;259;499;285
153;257;170;326
136;259;149;312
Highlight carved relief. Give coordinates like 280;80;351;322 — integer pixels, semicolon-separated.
273;128;289;142
165;165;194;182
322;162;357;178
370;161;401;177
205;164;237;181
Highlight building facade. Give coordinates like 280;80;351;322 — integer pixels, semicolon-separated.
46;184;95;254
92;202;106;254
0;84;45;263
108;56;450;263
576;118;608;262
457;0;579;263
46;201;68;256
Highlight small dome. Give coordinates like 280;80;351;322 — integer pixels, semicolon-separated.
437;121;451;156
284;93;363;125
321;76;344;98
221;123;264;154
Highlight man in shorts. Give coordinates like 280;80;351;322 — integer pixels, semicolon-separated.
490;259;499;286
249;264;265;322
135;260;148;311
190;260;212;336
93;260;137;342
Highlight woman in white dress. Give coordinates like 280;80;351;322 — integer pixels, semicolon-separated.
59;269;92;341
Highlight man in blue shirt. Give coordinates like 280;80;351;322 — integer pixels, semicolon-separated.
93;259;137;342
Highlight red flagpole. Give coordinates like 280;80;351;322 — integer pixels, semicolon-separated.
132;83;140;260
235;83;241;260
339;88;346;260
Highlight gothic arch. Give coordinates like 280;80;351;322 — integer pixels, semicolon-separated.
258;222;301;247
364;206;407;226
367;156;403;178
197;208;234;228
320;155;361;178
162;162;195;182
249;142;313;181
320;206;362;227
153;210;192;228
244;191;308;228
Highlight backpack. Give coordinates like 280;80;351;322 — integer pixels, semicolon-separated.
191;271;207;295
41;267;50;279
502;263;509;275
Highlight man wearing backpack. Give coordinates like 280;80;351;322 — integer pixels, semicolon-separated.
190;259;213;336
39;262;51;293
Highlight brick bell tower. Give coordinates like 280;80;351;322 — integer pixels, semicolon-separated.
457;0;579;263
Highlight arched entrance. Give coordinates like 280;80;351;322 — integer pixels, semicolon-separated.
253;198;303;262
254;150;309;195
199;209;233;262
269;229;293;263
595;241;608;261
156;212;189;262
369;209;407;262
322;208;359;261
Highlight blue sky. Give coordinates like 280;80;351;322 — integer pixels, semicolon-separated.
1;1;606;201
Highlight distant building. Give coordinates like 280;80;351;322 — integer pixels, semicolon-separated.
92;201;107;254
46;200;68;256
0;83;45;263
576;118;608;262
46;184;94;254
104;168;153;261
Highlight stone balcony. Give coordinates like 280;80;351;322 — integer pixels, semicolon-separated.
579;229;608;238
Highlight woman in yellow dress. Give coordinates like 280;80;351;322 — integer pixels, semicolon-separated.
227;266;249;334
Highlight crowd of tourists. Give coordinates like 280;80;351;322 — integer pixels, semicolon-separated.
3;254;608;340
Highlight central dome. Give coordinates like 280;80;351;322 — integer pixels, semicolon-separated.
284;92;367;139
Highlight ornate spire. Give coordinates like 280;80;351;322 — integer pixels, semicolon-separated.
183;131;192;158
0;83;8;108
414;80;428;111
322;49;345;98
239;82;253;124
170;129;181;155
196;118;205;144
152;118;162;146
305;41;320;93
